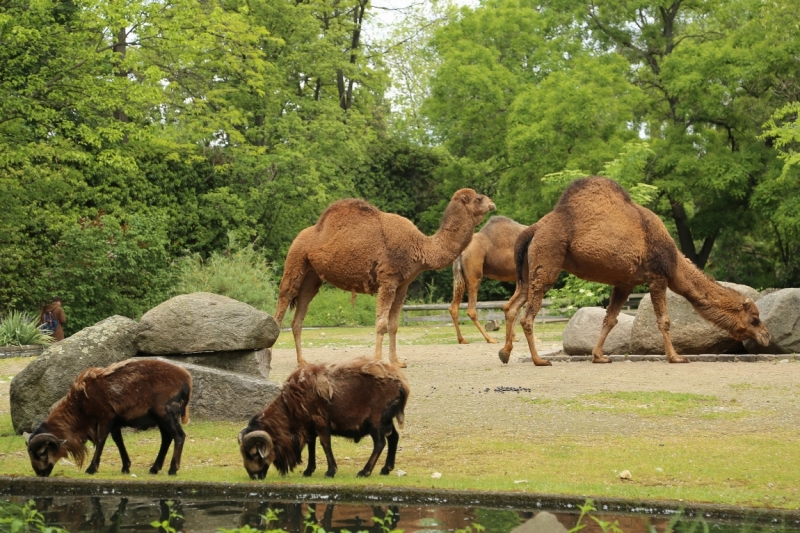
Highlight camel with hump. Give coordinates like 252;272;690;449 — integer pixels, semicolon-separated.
499;177;771;366
449;216;526;344
274;189;496;367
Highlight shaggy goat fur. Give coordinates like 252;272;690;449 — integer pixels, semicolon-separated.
499;177;771;365
26;358;192;477
238;358;409;480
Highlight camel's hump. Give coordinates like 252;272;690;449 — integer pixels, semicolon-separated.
316;198;380;228
557;176;633;207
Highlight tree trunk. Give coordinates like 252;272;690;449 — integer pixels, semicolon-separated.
670;199;716;269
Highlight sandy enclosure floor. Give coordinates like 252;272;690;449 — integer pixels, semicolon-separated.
270;341;800;443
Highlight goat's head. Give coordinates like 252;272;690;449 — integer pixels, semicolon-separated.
238;428;274;480
26;432;66;477
726;297;771;346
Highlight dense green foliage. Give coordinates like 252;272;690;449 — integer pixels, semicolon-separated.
2;0;799;330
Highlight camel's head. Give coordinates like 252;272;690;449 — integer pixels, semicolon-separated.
453;188;496;225
728;297;770;346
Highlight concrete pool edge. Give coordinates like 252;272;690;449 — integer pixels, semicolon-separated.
1;476;798;526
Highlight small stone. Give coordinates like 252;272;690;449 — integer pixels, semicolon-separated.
655;467;663;472
431;472;442;479
514;479;528;484
396;469;407;477
130;474;137;478
60;459;75;467
619;470;632;480
779;359;789;364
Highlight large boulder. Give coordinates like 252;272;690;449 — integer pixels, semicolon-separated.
165;348;271;379
161;359;281;421
630;282;759;355
136;293;280;355
562;307;634;355
10;315;139;434
745;288;800;354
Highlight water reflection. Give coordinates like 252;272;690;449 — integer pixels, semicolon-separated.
2;496;797;533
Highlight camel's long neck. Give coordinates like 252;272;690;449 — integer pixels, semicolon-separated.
667;256;742;327
422;204;475;270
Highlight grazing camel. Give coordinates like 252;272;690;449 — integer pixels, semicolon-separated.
449;216;526;344
499;177;771;366
274;189;496;367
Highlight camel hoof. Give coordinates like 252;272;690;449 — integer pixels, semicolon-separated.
592;356;612;364
392;360;407;368
668;356;690;364
458;339;470;345
297;359;309;367
486;338;498;344
533;359;552;367
498;350;510;364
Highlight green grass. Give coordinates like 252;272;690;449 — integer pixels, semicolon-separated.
273;322;566;350
1;410;798;508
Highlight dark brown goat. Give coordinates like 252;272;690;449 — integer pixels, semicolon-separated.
25;358;192;477
238;358;409;480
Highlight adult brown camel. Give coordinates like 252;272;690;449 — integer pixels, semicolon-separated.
498;177;771;366
274;189;496;367
449;216;526;344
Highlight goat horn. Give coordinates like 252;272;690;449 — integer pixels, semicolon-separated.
241;430;273;458
27;433;61;450
237;427;248;445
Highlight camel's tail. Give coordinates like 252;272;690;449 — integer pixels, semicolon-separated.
514;224;537;283
452;255;466;303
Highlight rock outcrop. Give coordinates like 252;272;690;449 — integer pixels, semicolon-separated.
630;282;759;355
10;315;139;433
744;288;800;354
562;307;634;355
136;292;280;355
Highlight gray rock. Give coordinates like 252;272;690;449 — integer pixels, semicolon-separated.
10;315;139;434
562;307;634;356
630;282;759;355
136;293;280;355
511;511;568;533
744;288;800;354
163;348;271;379
157;359;280;422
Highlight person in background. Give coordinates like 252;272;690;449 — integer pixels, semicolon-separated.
40;297;67;341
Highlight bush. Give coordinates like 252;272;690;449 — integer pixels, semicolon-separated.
547;275;612;317
0;311;54;346
297;286;377;327
174;238;277;313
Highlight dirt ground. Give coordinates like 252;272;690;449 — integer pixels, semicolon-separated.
270;340;800;442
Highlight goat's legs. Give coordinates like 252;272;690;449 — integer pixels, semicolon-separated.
650;279;689;363
110;425;132;474
303;434;317;477
591;285;634;363
317;425;338;478
167;423;186;476
85;423;110;474
380;423;399;475
289;272;323;366
357;426;387;478
150;424;173;474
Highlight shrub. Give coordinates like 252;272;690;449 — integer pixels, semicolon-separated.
547;275;612;317
0;311;54;346
174;238;277;313
297;286;377;327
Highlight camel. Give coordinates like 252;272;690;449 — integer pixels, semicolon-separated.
449;216;526;344
498;177;771;366
274;189;496;367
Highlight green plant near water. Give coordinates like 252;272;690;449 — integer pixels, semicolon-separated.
174;235;277;313
0;311;54;346
150;501;182;533
0;500;68;533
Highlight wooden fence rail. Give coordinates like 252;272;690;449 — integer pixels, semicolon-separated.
401;294;646;326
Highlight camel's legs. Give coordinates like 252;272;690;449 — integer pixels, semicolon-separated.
465;277;500;344
274;250;310;325
649;279;689;363
591;285;634;363
290;272;323;366
498;281;527;363
374;284;398;361
449;256;469;344
386;283;410;367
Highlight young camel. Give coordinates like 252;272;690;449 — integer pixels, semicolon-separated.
274;189;496;367
499;177;771;366
449;216;526;344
